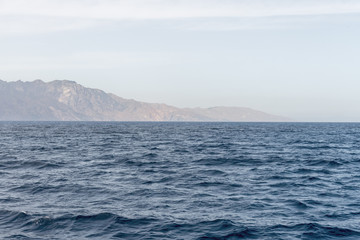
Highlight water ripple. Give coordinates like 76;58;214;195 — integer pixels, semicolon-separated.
0;122;360;239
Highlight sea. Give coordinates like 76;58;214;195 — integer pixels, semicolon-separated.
0;122;359;239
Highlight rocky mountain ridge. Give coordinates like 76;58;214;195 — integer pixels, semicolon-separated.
0;80;290;121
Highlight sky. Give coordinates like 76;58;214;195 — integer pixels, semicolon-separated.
0;0;360;121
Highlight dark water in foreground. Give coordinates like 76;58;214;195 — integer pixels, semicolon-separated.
0;122;360;239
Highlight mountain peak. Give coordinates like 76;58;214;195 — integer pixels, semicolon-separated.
0;80;290;122
49;80;79;86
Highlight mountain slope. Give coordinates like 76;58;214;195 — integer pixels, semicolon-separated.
0;80;290;121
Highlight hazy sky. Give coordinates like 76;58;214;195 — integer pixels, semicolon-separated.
1;0;360;121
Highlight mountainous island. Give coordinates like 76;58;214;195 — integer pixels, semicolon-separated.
0;80;290;121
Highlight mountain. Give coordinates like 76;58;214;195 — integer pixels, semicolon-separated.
0;80;290;121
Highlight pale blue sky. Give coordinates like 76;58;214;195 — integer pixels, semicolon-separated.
1;0;360;121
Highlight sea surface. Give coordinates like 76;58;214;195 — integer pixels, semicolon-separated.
0;122;360;239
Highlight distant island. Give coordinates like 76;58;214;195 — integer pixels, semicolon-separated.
0;80;290;122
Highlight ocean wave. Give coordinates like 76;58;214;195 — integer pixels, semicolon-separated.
1;211;360;239
1;122;360;239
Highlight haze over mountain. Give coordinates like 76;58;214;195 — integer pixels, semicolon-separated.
0;80;289;122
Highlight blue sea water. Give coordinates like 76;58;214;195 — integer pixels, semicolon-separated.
0;122;360;239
